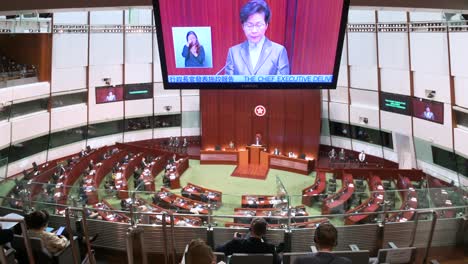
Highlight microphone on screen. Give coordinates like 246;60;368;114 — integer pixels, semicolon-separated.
215;65;227;75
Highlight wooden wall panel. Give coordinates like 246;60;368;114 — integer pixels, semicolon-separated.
267;90;286;152
283;90;303;154
200;90;219;148
0;34;52;82
301;90;321;160
219;90;236;147
234;90;253;148
251;90;269;147
201;89;321;159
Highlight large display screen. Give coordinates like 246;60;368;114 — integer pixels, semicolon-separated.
412;97;444;124
153;0;350;89
95;85;124;104
379;92;412;116
124;83;153;100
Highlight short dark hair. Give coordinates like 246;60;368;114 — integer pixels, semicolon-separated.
250;217;268;236
186;31;198;41
25;210;49;230
314;223;338;249
240;0;271;24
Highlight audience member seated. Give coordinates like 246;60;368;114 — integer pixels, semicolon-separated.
215;218;281;264
293;223;351;264
85;208;103;220
8;193;21;209
0;54;37;82
25;210;69;254
0;227;14;245
184;239;217;264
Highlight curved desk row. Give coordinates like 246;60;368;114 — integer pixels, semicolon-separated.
322;173;355;215
387;176;418;222
154;187;211;215
345;175;385;225
182;182;222;205
302;171;327;206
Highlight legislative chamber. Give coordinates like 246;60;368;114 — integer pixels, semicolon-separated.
0;1;466;263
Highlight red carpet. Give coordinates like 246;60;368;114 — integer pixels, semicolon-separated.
231;164;269;180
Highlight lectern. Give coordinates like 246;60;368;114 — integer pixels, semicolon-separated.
247;145;263;164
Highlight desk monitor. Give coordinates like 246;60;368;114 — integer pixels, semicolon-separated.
153;0;350;89
95;85;124;104
412;97;444;124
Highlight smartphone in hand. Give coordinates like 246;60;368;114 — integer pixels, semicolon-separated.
55;226;65;236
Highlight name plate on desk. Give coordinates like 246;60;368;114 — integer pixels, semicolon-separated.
201;154;237;161
270;157;308;171
268;155;313;175
200;150;238;165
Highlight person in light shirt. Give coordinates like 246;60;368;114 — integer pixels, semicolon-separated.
225;0;289;75
105;91;116;102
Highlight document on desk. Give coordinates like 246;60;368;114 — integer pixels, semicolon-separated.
0;213;24;229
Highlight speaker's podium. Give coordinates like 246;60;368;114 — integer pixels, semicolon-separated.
246;145;264;164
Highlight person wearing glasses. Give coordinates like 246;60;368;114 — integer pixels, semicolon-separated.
225;0;290;75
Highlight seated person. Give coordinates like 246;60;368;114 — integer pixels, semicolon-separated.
0;227;14;245
273;148;280;155
229;140;235;149
215;218;281;263
163;175;171;187
25;210;69;254
86;208;102;220
293;223;351;264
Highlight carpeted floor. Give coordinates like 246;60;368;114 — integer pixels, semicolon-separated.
150;160;328;225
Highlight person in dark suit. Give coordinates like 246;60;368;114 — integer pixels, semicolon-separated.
293;223;351;264
225;0;289;75
0;228;13;245
215;218;280;263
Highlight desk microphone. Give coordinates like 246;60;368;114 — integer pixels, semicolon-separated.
215;65;227;75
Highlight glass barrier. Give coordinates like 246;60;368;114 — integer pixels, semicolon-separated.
51;92;87;108
0;166;466;230
0;157;7;180
9;98;48;118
